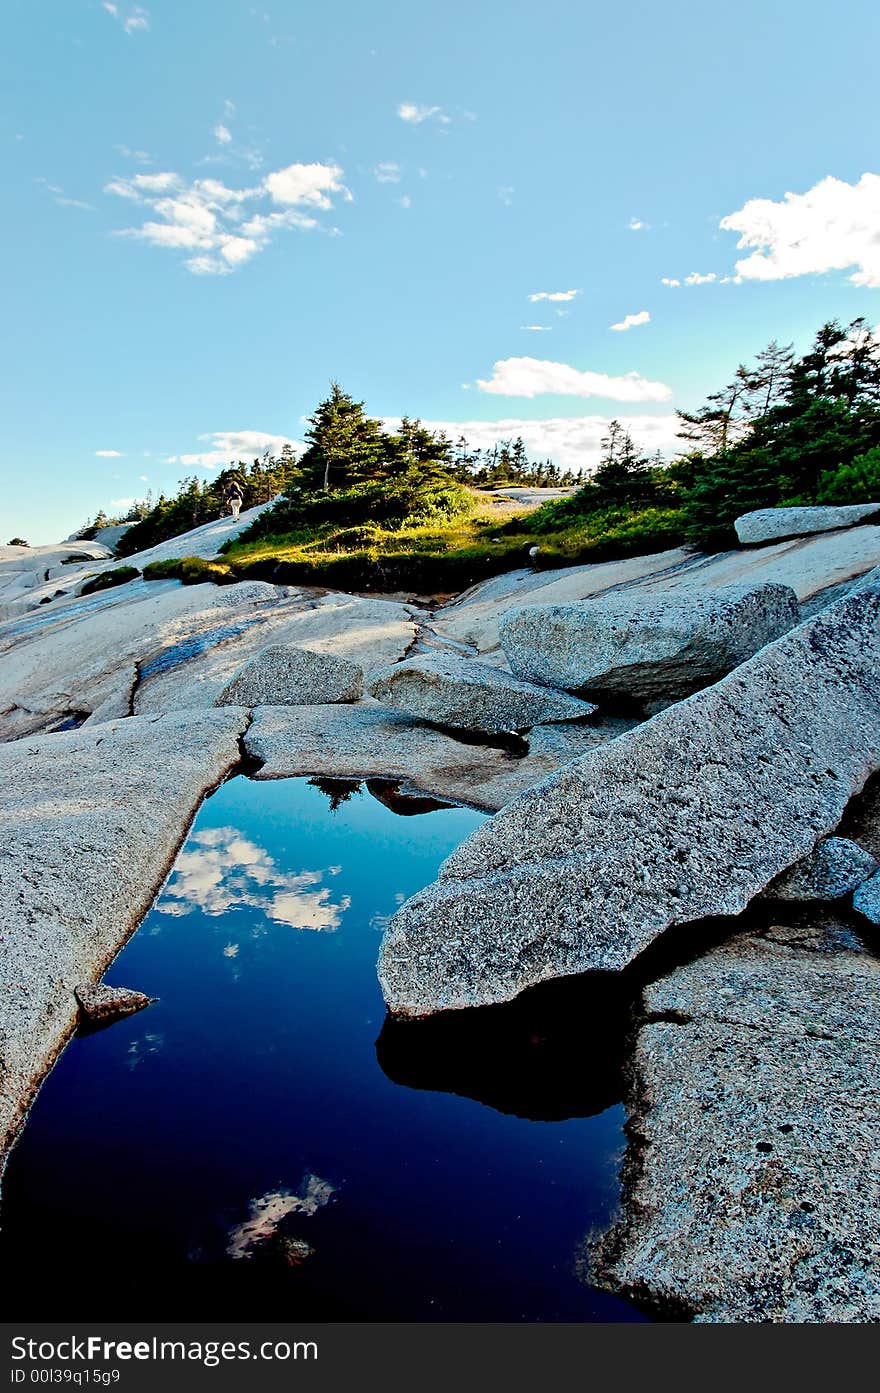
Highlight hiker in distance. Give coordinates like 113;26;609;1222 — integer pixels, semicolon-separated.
224;480;244;522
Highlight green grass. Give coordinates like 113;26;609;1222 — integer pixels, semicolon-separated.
139;496;688;597
80;565;140;595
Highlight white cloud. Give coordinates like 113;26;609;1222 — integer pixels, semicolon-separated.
528;288;580;303
107;496;137;510
95;449;124;458
498;186;515;206
521;324;552;332
397;102;450;125
661;277;681;287
628;217;648;231
167;429;301;470
214;124;233;145
105;161;347;274
398;194;412;209
610;310;651;332
476;357;672;403
719;172;880;289
103;2;150;34
374;162;401;183
264;162;348;208
684;271;716;285
405;414;682;473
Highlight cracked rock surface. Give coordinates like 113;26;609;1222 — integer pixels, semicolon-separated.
379;571;880;1015
0;708;248;1166
592;916;880;1322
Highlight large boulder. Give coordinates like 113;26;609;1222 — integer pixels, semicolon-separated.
592;918;880;1322
378;571;880;1016
216;644;363;707
367;652;595;734
499;583;799;704
735;503;880;546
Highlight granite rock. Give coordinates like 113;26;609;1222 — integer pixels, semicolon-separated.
593;919;880;1322
216;644;364;707
75;983;152;1024
379;571;880;1015
0;708;249;1168
367;652;596;733
767;836;878;902
735;503;880;546
245;703;629;811
853;872;880;926
499;583;799;703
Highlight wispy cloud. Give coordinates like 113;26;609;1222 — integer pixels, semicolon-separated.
610;309;650;332
476;357;671;403
102;2;150;35
214;124;233;145
397;102;451;126
661;271;717;287
628;217;648;231
105;161;349;274
113;144;153;164
36;177;94;212
521;324;552;332
95;449;124;458
498;186;515;206
528;288;580;303
165;430;301;470
720;172;880;289
374;161;401;183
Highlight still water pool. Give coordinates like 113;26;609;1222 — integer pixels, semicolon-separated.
0;775;643;1321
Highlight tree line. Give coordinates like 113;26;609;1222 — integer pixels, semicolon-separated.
556;316;880;547
79;316;880;559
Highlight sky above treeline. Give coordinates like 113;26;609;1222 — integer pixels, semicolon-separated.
2;0;878;543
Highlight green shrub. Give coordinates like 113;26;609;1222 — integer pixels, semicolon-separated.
80;566;139;595
816;448;880;505
142;557;233;585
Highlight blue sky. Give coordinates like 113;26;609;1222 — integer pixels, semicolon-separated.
2;0;878;543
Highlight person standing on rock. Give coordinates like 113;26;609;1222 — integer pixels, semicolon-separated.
224;481;244;522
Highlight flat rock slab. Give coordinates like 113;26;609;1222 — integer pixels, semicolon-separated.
217;644;363;707
134;593;418;716
768;836;878;902
378;571;880;1015
500;583;799;703
75;983;152;1025
245;703;632;812
0;708;248;1166
0;579;290;741
735;503;880;546
367;652;595;733
593;919;880;1322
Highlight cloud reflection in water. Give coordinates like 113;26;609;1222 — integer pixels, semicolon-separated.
156;826;351;933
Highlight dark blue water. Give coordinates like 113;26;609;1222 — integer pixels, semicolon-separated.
0;776;642;1322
